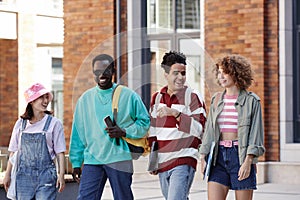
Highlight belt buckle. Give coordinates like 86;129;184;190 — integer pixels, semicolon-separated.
224;140;232;147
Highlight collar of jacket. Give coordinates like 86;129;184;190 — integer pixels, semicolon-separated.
219;89;248;107
236;90;249;106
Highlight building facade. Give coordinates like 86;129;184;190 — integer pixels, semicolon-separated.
1;0;299;183
0;0;64;147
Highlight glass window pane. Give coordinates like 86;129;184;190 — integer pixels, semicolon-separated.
179;38;203;93
36;0;63;16
297;0;300;25
52;57;63;122
147;0;174;34
176;0;200;32
294;30;300;142
150;40;171;93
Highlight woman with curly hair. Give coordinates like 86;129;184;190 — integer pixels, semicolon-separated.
199;54;265;200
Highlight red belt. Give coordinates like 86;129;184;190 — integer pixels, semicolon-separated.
219;140;238;147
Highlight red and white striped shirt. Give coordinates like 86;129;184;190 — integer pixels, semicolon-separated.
148;86;206;172
217;94;238;133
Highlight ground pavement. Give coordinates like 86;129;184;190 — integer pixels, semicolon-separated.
59;158;300;200
1;157;300;199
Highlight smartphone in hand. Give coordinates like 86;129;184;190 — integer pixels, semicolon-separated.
104;116;114;127
104;116;119;145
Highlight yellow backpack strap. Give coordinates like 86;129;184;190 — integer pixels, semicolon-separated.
112;84;149;156
112;84;124;121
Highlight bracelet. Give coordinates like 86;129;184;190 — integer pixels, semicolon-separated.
175;112;181;119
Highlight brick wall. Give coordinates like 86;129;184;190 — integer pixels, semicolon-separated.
205;0;279;161
63;0;279;161
0;39;18;146
63;0;126;151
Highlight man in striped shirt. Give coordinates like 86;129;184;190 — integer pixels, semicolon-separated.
148;51;206;200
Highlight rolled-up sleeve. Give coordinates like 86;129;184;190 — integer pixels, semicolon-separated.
247;145;266;157
246;99;265;157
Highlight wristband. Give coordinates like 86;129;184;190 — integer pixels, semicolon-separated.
175;112;181;119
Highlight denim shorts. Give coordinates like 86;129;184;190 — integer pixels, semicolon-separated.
208;145;257;190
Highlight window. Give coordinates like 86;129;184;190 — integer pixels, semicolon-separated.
51;58;63;122
147;0;200;33
148;0;174;34
0;0;16;4
36;0;63;16
176;0;200;32
147;0;204;94
294;0;300;142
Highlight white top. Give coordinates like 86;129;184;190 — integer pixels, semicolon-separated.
8;114;66;159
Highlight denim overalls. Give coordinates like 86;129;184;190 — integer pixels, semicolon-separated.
16;115;57;200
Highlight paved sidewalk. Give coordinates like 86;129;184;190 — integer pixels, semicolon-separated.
2;158;300;199
96;158;300;200
98;172;300;200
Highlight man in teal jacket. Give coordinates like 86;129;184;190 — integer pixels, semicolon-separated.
69;54;150;200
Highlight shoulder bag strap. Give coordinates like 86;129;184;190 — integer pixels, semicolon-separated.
184;87;192;108
153;92;162;114
154;92;162;106
112;84;124;122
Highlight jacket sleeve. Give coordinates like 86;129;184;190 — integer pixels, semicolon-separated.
69;101;85;168
199;95;217;155
246;98;266;157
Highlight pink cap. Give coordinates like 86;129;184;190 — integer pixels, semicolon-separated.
24;83;53;104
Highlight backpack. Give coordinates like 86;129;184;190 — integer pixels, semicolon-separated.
112;85;150;160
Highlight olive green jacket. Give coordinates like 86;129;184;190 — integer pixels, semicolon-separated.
199;90;265;165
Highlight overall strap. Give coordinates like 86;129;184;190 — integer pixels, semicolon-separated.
42;115;53;132
21;119;27;131
18;119;27;150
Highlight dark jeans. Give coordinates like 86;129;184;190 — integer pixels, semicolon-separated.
77;161;133;200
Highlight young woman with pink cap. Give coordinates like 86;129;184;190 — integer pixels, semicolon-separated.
3;83;66;200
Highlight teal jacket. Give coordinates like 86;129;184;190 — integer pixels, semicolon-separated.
69;84;150;168
199;90;265;165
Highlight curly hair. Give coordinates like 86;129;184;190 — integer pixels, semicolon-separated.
161;51;186;73
214;54;253;90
